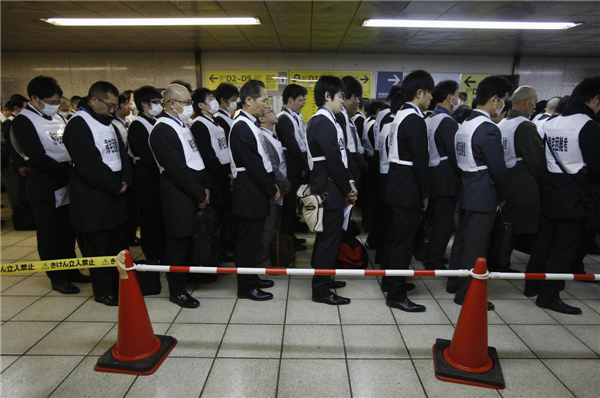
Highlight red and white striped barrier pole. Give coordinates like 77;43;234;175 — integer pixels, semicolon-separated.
129;264;600;281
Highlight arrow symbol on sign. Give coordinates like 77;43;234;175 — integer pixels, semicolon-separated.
464;76;476;88
360;75;369;84
387;74;401;85
209;74;217;83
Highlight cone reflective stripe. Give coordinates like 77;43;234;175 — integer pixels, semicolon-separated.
433;257;505;389
94;250;177;376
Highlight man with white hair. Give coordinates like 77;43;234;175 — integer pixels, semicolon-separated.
533;96;561;133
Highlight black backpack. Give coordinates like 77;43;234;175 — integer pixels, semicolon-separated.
192;206;222;266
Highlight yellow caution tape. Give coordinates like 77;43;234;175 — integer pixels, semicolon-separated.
1;256;117;275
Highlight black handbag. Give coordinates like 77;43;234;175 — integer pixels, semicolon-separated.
488;211;513;270
192;206;222;266
413;212;432;262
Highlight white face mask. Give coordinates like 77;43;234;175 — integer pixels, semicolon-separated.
450;95;460;114
148;102;162;117
59;111;69;118
227;101;237;112
208;99;219;114
174;102;193;122
130;102;137;111
493;98;505;117
38;99;59;117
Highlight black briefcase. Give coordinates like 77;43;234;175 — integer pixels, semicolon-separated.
488;212;513;269
413;213;432;262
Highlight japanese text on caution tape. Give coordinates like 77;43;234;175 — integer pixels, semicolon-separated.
1;257;116;275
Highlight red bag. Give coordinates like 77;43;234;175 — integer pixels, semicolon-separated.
336;235;368;269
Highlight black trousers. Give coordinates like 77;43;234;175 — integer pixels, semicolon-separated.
570;229;596;274
311;207;344;296
124;188;138;244
374;199;390;265
164;235;193;296
31;202;78;284
139;206;166;263
236;216;266;292
382;206;421;301
427;196;457;268
77;226;125;297
281;177;301;236
525;216;585;301
448;209;496;301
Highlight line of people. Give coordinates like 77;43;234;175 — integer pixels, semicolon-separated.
5;72;599;316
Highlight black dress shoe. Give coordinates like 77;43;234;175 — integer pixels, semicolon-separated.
454;297;495;311
446;285;458;294
294;237;307;244
257;279;274;288
312;292;351;305
329;280;347;289
381;282;415;293
52;282;80;294
170;293;200;308
386;298;426;312
535;299;582;315
95;294;118;306
129;237;142;246
68;272;91;283
295;243;307;251
238;288;273;301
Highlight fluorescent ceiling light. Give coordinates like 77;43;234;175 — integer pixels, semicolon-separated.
362;19;580;30
42;17;261;27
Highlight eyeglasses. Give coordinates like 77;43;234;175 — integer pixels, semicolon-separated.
98;98;118;111
172;99;193;107
40;98;62;106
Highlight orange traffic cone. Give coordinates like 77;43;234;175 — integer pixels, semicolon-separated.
95;250;177;375
433;257;505;389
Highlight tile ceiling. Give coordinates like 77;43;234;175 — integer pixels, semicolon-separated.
1;1;599;56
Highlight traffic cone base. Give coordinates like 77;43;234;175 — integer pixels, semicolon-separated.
95;335;177;376
433;338;505;390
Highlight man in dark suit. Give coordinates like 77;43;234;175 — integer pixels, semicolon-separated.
2;95;29;211
63;81;132;306
448;76;513;310
128;85;164;265
149;84;211;308
214;83;239;142
229;80;280;301
384;70;433;312
307;75;357;305
277;84;309;251
424;80;461;270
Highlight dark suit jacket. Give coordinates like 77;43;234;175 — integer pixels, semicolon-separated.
307;114;353;210
229;111;278;218
150;112;210;237
541;102;600;219
457;110;509;213
430;108;461;197
2;117;28;171
11;106;72;204
128;114;161;209
385;110;431;209
276;111;307;178
63;103;132;232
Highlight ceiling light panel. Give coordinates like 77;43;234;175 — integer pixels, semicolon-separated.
43;17;261;27
362;19;580;30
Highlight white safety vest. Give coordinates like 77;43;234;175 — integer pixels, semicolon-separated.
111;118;135;160
152;115;205;173
378;122;393;174
341;107;363;154
215;109;234;130
364;116;378;151
192;115;230;165
228;112;272;178
352;112;365;125
544;113;590;174
132;115;154;162
425;112;451;167
533;113;552;138
455;112;493;173
498;115;529;168
17;108;71;163
277;108;307;153
306;108;348;171
388;106;423;167
374;108;391;140
72;110;122;172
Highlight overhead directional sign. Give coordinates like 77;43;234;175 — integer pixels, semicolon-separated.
289;70;372;121
205;70;287;91
376;72;404;99
460;73;491;106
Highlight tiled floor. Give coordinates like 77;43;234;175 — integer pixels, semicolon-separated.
1;192;600;398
